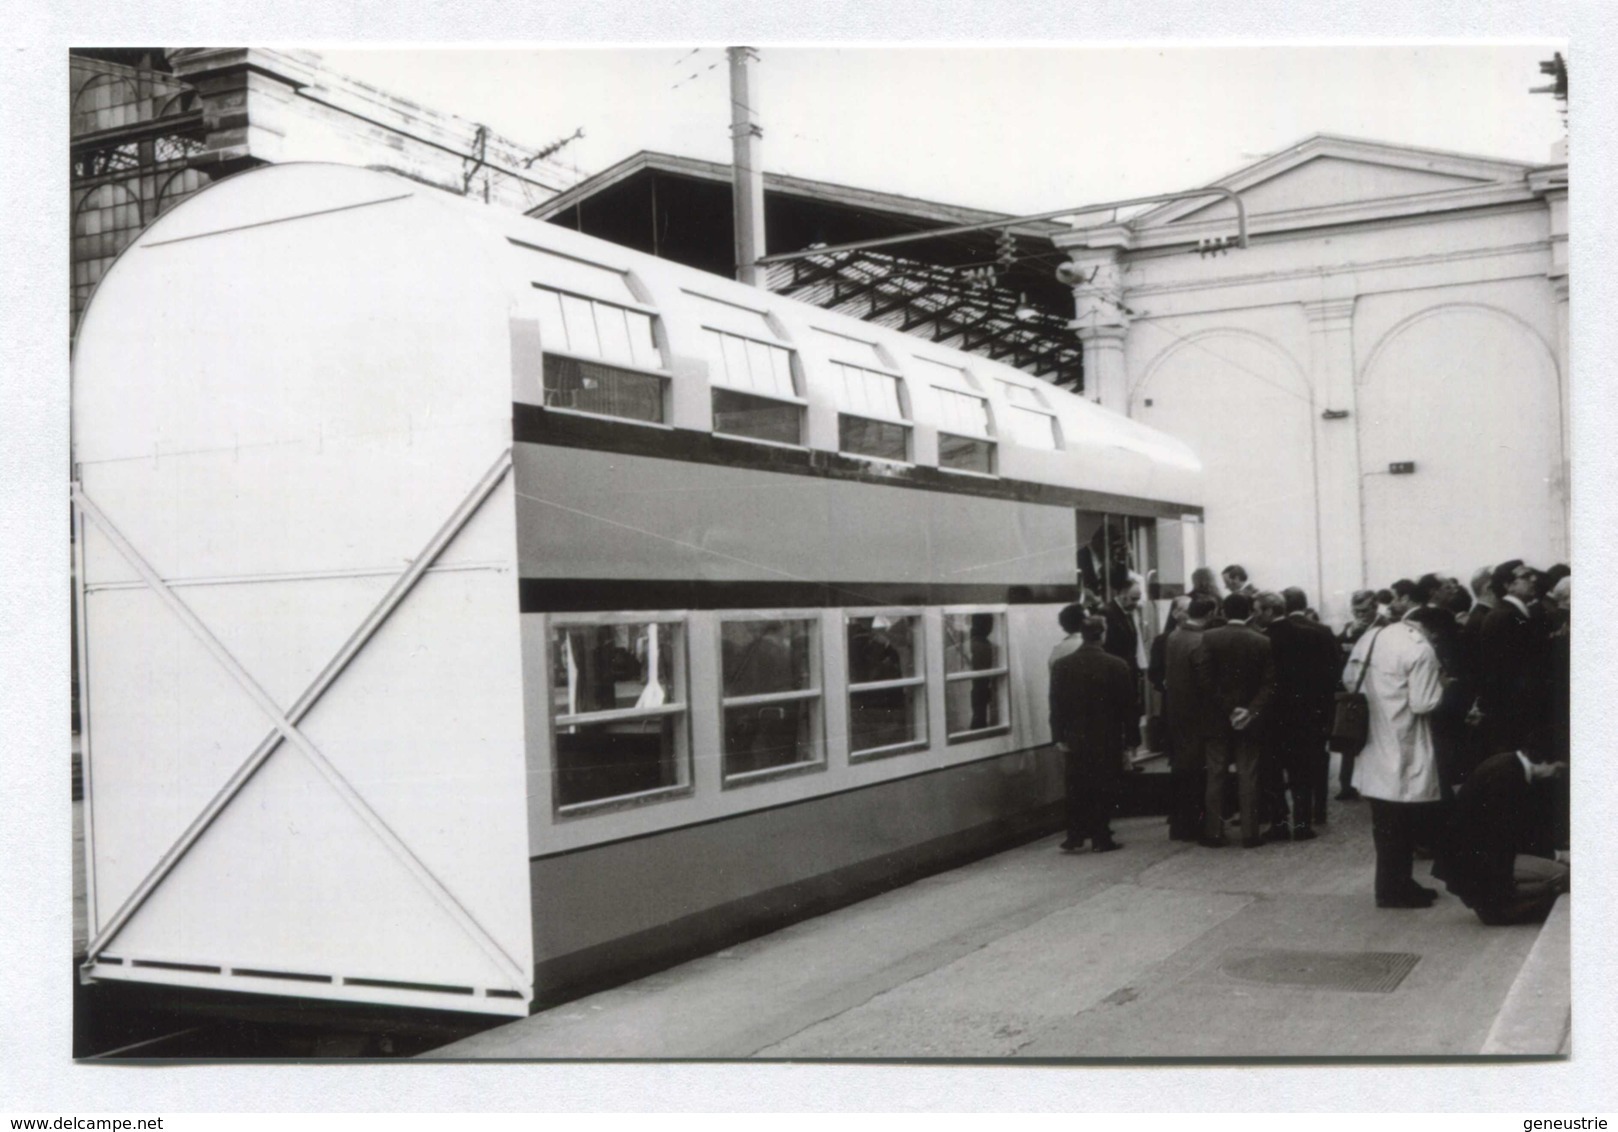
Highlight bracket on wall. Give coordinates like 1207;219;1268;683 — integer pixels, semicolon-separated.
1321;409;1350;420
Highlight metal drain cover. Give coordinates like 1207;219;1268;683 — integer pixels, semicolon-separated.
1219;949;1420;993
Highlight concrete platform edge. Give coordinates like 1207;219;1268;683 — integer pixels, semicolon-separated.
1481;894;1571;1056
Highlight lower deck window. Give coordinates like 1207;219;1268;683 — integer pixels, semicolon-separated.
839;415;911;462
720;617;822;781
551;619;688;810
713;388;804;446
846;613;927;758
943;611;1010;739
938;433;995;474
544;355;666;424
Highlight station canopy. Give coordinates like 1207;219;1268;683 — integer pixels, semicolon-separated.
529;152;1084;391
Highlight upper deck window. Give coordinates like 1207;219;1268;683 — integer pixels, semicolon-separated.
832;362;911;462
914;357;996;474
997;379;1062;451
704;330;797;400
533;286;667;424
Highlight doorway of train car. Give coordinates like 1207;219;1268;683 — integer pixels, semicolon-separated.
1074;511;1199;768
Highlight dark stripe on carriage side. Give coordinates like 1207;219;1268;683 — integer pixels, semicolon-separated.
512;404;1201;520
519;578;1078;613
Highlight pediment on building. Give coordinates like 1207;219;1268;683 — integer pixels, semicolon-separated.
1132;134;1534;230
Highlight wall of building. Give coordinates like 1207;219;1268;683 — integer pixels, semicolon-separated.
1059;142;1568;623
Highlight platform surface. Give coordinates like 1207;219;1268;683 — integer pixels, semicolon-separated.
427;789;1568;1060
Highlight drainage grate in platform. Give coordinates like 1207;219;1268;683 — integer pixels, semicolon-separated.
1219;949;1421;993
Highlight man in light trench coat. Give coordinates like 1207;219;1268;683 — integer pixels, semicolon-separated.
1344;615;1445;908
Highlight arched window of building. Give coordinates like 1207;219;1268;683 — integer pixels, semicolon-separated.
72;182;143;319
71;73;141;135
156;167;210;218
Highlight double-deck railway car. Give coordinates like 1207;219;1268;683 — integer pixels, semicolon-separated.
72;163;1204;1017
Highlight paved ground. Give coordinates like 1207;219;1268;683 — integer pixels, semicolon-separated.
431;791;1560;1060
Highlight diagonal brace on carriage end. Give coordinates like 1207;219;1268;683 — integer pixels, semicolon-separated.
73;448;526;989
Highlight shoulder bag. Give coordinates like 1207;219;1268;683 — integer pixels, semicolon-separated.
1329;628;1383;756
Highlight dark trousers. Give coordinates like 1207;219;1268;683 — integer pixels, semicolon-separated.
1369;798;1436;900
1168;727;1204;838
1064;747;1119;844
1306;734;1330;823
1338;747;1357;793
1205;732;1262;842
1262;726;1318;831
1476;855;1568;925
1260;739;1289;827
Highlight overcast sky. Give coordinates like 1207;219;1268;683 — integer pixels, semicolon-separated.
321;44;1566;215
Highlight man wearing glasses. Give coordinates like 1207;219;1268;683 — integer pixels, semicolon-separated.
1477;560;1546;757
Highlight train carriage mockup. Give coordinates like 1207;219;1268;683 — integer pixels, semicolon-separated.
72;163;1204;1017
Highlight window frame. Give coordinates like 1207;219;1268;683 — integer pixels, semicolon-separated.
546;611;693;818
532;283;672;426
825;357;913;463
940;606;1013;743
843;607;930;763
702;326;809;448
996;378;1064;451
715;611;827;788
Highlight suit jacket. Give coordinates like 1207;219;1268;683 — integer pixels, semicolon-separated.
1197;620;1276;732
1049;643;1135;763
1478;600;1544;746
1266;614;1338;735
1102;600;1141;675
1163;622;1224;742
1434;751;1538;909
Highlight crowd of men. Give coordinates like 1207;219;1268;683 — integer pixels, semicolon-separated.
1047;561;1571;924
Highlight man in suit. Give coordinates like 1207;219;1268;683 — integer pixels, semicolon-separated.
1478;560;1545;756
1163;594;1222;841
1282;587;1342;828
1049;615;1135;854
1433;747;1569;925
1195;591;1276;848
1256;589;1336;840
1102;577;1146;752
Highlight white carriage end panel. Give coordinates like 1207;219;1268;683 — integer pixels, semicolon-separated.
288;560;531;971
101;740;528;1005
86;512;531;1000
74;185;511;470
81;585;285;929
74;431;514;587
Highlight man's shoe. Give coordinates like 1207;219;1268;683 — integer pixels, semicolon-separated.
1377;892;1436;909
1241;836;1265;849
1292;825;1318;841
1336;788;1361;802
1092;839;1123;854
1407;882;1438;900
1197;835;1228;849
1262;824;1292;843
1058;839;1086;853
